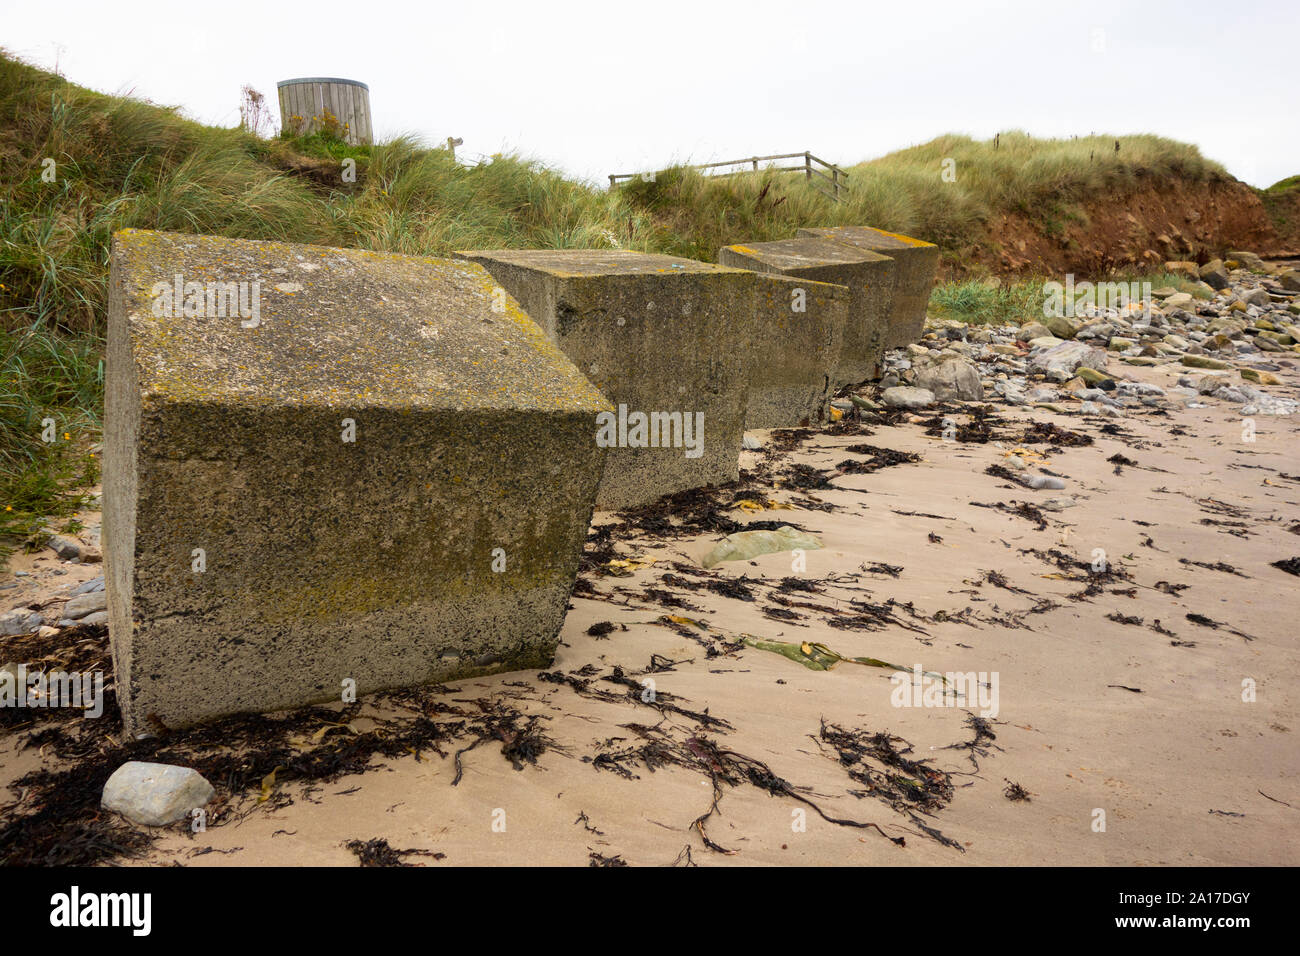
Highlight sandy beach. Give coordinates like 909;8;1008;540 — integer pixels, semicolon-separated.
5;345;1293;867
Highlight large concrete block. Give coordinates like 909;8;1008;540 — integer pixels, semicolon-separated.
456;250;756;510
105;229;611;733
746;273;846;428
718;238;892;388
797;226;939;349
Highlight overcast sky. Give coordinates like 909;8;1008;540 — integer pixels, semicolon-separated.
3;0;1296;188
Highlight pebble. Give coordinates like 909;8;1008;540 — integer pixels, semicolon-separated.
872;262;1297;422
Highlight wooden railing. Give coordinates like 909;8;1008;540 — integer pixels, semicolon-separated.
609;151;849;202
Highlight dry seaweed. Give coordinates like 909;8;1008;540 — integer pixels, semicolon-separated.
345;838;444;866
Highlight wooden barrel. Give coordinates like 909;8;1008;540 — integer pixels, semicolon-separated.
276;77;372;145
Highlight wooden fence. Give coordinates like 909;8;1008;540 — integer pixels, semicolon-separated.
609;151;849;202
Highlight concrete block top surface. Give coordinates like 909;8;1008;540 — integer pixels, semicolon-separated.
112;229;610;415
751;271;848;298
798;225;937;251
720;237;891;271
457;248;749;278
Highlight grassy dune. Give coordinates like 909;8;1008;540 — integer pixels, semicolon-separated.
0;50;1256;552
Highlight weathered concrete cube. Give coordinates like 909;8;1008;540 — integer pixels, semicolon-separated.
105;229;611;733
456;250;756;510
718;238;893;388
745;273;847;428
798;226;940;350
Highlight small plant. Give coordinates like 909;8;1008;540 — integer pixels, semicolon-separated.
238;85;276;138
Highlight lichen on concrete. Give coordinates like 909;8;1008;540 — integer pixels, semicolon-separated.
105;230;611;732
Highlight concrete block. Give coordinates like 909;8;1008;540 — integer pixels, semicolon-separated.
718;238;892;387
456;249;756;510
745;273;846;428
105;229;611;733
797;226;939;350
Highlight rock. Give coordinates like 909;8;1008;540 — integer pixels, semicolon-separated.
62;590;107;621
1196;374;1234;395
70;576;106;596
101;762;216;826
994;380;1028;404
1038;497;1076;511
1279;270;1300;292
1027;336;1065;350
1028;341;1108;376
1241;288;1271;308
881;386;935;409
1107;337;1135;351
913;354;984;401
46;536;83;561
0;609;42;636
1042;314;1079;340
1199;259;1230;290
1239;368;1282;386
1018;321;1051;341
1117;381;1165;397
1151;286;1180;298
1181;354;1231;370
60;610;108;628
1075;366;1111;385
1214;386;1251;403
1165;261;1200;281
1162;292;1194;310
1226;250;1267;273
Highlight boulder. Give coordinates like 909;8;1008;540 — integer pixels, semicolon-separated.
1042;313;1080;340
1199;259;1230;290
1028;340;1109;376
913;353;984;401
881;385;935;409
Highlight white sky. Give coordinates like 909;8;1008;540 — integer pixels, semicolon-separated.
3;0;1297;188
